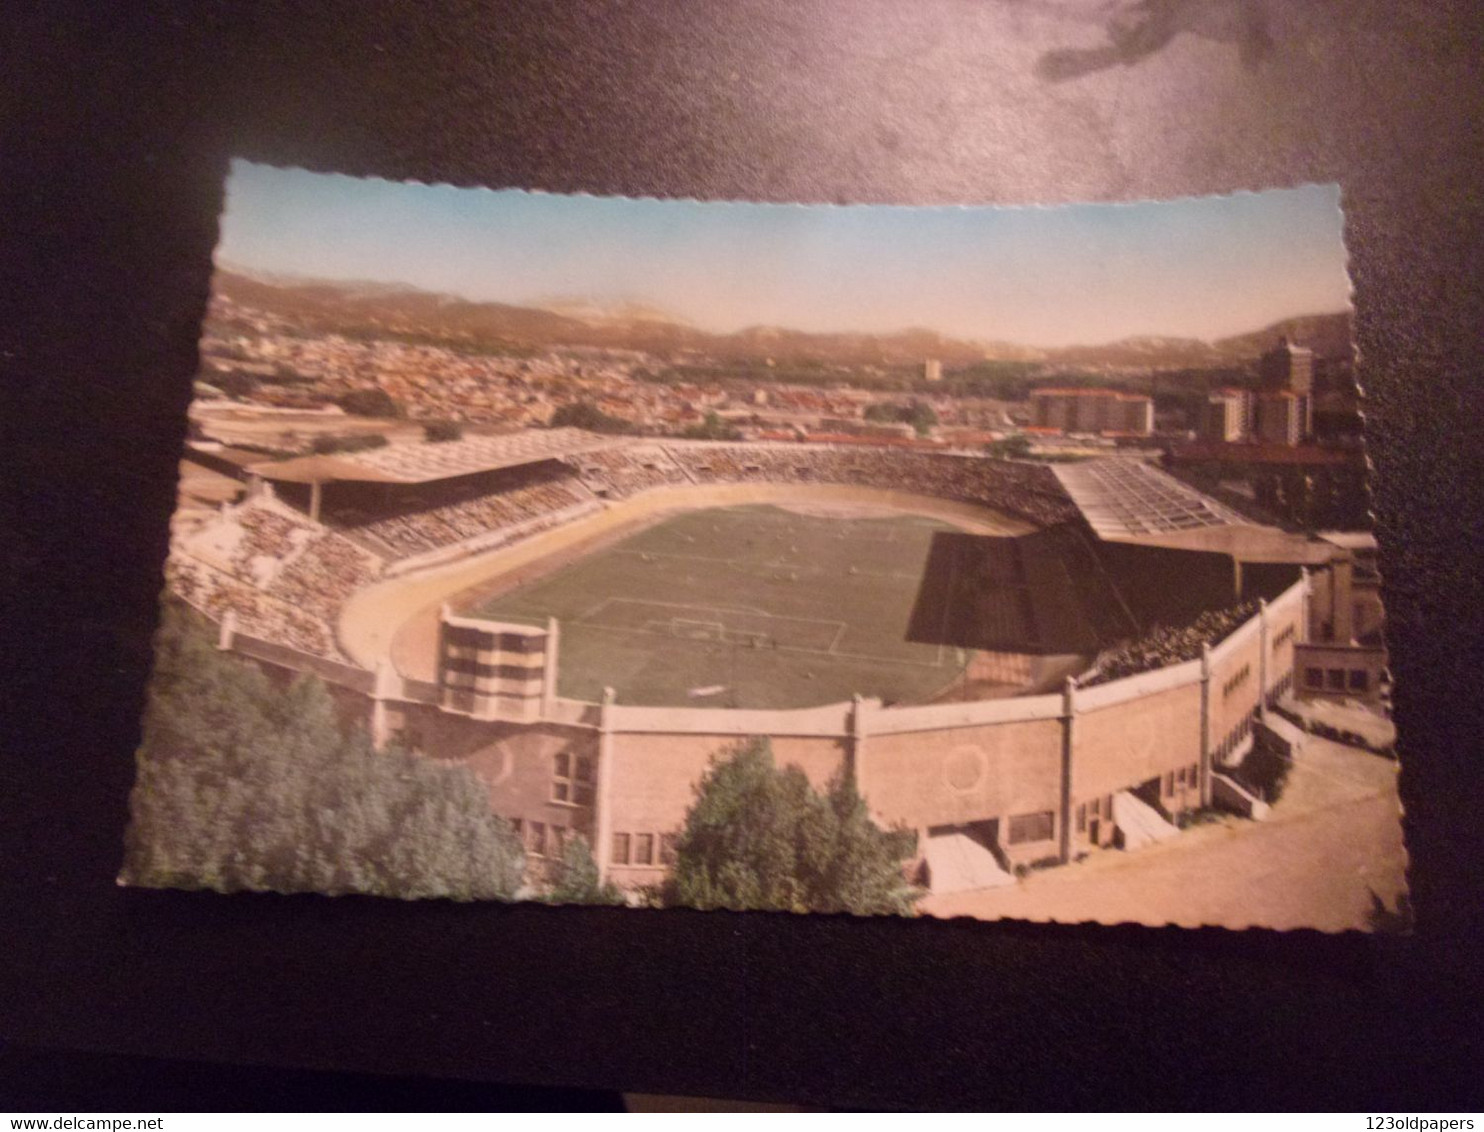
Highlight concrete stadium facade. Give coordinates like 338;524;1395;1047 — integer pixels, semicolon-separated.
208;474;1312;895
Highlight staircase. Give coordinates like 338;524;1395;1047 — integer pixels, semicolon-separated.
924;829;1016;894
1112;790;1180;851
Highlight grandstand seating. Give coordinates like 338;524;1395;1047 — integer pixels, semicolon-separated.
562;445;689;499
335;466;589;560
664;444;1080;528
1081;601;1259;686
228;505;317;585
168;554;342;658
268;531;382;624
172;440;1278;680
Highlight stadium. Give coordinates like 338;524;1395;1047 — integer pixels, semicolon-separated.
168;427;1385;895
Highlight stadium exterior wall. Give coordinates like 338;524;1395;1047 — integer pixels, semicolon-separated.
213;571;1310;892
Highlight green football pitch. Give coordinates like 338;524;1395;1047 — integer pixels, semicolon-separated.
470;504;969;709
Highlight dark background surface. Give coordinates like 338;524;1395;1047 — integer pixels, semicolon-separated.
3;0;1482;1110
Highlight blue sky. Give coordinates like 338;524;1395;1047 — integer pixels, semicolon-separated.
219;161;1350;349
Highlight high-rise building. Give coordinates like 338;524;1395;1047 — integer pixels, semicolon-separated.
1204;388;1254;442
1259;338;1314;396
1256;391;1305;446
1030;388;1154;437
1256;338;1314;442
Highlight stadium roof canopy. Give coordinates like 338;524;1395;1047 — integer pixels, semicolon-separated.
249;428;625;485
1052;459;1247;540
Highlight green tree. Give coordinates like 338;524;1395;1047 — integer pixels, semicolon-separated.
337;388;403;418
986;434;1032;459
678;410;743;441
122;603;525;900
665;738;920;916
549;401;635;434
211;370;260;399
904;399;938;436
545;834;626;905
862;400;936;436
309;433;389;455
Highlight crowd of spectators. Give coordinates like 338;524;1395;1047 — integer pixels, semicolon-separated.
663;444;1080;528
268;531;383;624
168;554;341;658
166;440;1090;664
339;469;590;560
1081;601;1260;686
228;505;317;585
562;446;690;499
170;499;376;660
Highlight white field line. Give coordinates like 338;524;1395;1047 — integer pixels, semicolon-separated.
571;620;954;670
613;546;925;580
583;595;848;632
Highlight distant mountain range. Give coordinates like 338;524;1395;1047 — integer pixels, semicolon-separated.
213;268;1352;370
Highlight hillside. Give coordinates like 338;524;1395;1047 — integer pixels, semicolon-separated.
212;270;1352;369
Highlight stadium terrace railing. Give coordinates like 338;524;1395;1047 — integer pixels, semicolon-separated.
226;629;378;696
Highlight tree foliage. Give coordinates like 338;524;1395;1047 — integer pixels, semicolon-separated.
677;410;743;441
337;388;403;418
209;369;260;399
549;401;635;434
665;738;920;916
544;834;626;906
308;433;389;455
122;603;525;900
863;399;938;435
424;420;464;443
985;434;1033;459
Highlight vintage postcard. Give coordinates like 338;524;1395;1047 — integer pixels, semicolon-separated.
121;162;1405;930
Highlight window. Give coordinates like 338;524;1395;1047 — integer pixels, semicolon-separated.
528;821;547;857
552;750;596;806
612;833;631;865
1223;663;1253;699
1305;667;1324;688
660;833;679;866
1176;767;1187;788
634;833;655;866
550;825;567;855
1007;811;1055;845
1326;668;1346;691
1348;669;1369;692
1076;804;1087;833
1164;771;1176;795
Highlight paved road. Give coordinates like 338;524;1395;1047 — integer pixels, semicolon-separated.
921;736;1407;932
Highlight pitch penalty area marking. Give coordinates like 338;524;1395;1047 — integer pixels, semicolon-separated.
581;595;846;634
568;598;955;670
